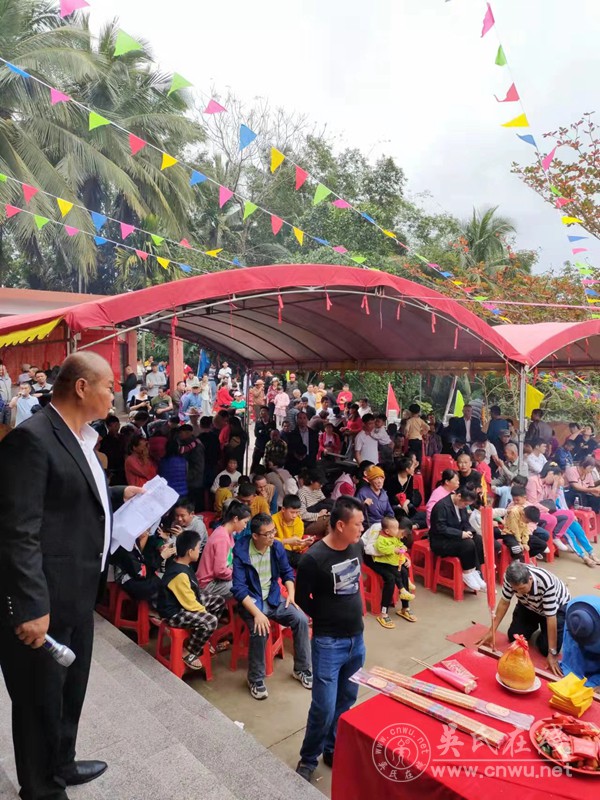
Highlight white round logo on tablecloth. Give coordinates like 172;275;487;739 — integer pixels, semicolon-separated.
372;723;431;782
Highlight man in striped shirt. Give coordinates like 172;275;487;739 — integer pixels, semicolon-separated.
478;562;570;676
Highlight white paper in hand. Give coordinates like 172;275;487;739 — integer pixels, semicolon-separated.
110;476;179;553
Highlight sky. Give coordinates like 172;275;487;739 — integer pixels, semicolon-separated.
89;0;599;274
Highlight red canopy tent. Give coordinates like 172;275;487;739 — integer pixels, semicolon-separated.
494;321;600;370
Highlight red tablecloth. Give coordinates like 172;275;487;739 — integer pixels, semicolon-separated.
332;649;600;800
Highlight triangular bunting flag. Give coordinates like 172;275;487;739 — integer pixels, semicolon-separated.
550;185;562;196
60;0;89;17
313;237;330;246
89;111;110;130
167;73;193;96
562;216;583;225
572;248;588;254
94;236;108;245
295;166;308;190
243;201;258;220
332;245;348;254
516;134;537;146
0;174;5;182
270;148;285;173
361;212;376;223
555;197;573;208
495;45;507;66
494;83;519;102
205;249;223;257
179;238;192;249
232;258;242;266
6;63;30;78
129;134;147;155
351;256;366;264
150;234;164;246
64;226;79;236
542;146;557;171
114;30;143;57
57;198;73;217
313;184;332;205
293;227;304;245
190;170;207;186
50;88;71;106
157;257;170;269
568;235;588;242
332;198;352;209
34;215;50;230
203;99;227;114
179;264;192;273
502;113;529;128
5;205;22;218
161;153;178;170
481;3;495;36
271;215;283;235
219;186;234;208
120;222;136;239
135;249;149;261
22;184;38;204
91;212;107;231
239;124;257;151
382;229;396;238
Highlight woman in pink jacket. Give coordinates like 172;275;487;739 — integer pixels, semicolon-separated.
197;502;251;596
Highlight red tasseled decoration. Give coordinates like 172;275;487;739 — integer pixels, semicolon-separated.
431;312;436;333
326;292;332;311
454;327;458;350
361;294;370;315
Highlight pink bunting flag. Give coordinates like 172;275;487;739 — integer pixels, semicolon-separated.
204;99;227;114
219;186;234;208
22;184;38;204
295;166;308;191
179;238;192;249
481;3;495;37
50;88;71;106
271;215;283;235
572;248;588;254
332;198;352;209
60;0;89;18
120;222;136;239
332;245;348;254
64;226;79;237
135;249;149;261
555;197;572;208
129;134;147;156
5;205;22;218
542;146;557;171
494;83;519;103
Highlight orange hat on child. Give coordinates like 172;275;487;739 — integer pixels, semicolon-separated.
365;465;385;482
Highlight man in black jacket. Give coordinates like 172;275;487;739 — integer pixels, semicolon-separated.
0;352;141;800
447;404;483;447
286;412;319;474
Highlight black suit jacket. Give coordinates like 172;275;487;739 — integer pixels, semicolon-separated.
0;406;122;629
447;416;483;445
429;493;474;550
285;427;319;473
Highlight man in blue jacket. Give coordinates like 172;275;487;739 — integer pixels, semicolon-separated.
232;513;312;700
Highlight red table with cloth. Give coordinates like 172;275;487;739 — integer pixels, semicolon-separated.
332;649;600;800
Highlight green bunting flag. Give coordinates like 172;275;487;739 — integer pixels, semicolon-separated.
0;173;6;182
351;256;367;264
313;183;332;205
34;215;50;230
167;73;193;96
495;45;507;66
150;234;164;246
243;201;258;220
89;111;110;130
114;31;143;57
550;185;562;196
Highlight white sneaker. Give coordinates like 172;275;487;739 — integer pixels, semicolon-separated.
476;572;487;590
553;538;568;552
462;572;480;592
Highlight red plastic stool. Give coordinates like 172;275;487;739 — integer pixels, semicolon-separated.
155;622;213;680
575;509;598;543
432;556;464;601
201;511;218;533
420;455;432;494
430;455;457;495
209;597;236;649
497;544;532;584
544;536;556;563
361;565;400;616
96;581;118;623
229;615;284;676
410;539;434;589
113;588;150;646
411;473;427;510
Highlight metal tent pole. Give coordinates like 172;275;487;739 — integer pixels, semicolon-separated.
518;366;527;467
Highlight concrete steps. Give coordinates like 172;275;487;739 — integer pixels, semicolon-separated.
0;614;323;800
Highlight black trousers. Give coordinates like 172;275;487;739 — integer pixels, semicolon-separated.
502;534;548;559
430;535;484;571
370;561;410;610
507;603;566;656
121;574;162;603
0;612;94;800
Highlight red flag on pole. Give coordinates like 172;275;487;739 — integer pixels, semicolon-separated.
386;383;400;416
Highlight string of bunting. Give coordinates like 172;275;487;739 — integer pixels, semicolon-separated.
476;1;598;317
538;371;600;404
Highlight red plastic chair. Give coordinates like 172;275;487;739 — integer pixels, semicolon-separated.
432;556;464;601
155;622;213;680
96;581;118;623
229;616;284;677
575;509;598;543
410;539;435;589
361;565;399;616
201;511;218;534
113;587;150;646
430;455;457;494
411;473;427;510
420;454;432;495
497;544;533;584
209;597;236;649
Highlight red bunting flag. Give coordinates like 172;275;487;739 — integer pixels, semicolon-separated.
22;184;38;204
386;383;400;416
295;166;308;190
179;238;192;248
494;83;519;103
481;3;495;37
204;99;227;114
271;215;283;235
541;146;557;171
555;197;572;208
135;250;149;261
219;186;234;208
572;248;588;254
129;134;147;155
120;222;136;239
5;205;22;218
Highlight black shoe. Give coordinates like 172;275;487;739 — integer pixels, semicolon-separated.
322;750;334;768
57;760;108;786
295;761;314;782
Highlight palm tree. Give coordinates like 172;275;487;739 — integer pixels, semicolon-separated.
0;1;204;287
459;206;517;273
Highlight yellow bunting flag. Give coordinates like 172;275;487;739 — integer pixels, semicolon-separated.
161;153;178;170
57;198;73;217
382;229;396;238
293;227;304;245
501;113;529;128
525;384;544;419
156;257;170;269
205;249;223;257
270;148;285;173
562;216;584;225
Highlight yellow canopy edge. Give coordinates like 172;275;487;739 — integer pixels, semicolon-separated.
0;317;62;348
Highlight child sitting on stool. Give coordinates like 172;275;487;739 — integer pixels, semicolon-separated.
371;516;417;628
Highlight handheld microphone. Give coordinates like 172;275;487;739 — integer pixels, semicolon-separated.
43;635;76;667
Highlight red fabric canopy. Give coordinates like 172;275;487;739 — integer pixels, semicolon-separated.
0;265;523;370
494;321;600;369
